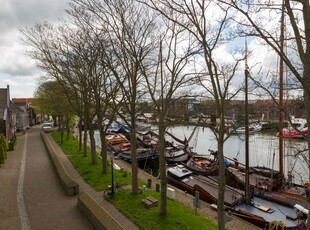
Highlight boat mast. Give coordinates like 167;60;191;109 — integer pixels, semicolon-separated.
245;39;251;204
279;0;285;185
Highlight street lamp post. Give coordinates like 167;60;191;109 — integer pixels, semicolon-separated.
111;156;115;196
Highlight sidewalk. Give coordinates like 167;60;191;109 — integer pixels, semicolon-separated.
0;127;94;230
0;132;24;230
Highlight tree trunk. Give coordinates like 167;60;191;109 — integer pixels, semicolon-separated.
130;115;139;194
83;123;88;156
60;115;64;145
158;115;167;216
78;118;82;151
98;120;108;173
66;115;70;141
217;124;226;230
89;127;97;164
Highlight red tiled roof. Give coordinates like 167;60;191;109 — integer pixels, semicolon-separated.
12;98;32;105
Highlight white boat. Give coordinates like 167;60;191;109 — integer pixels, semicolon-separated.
165;146;190;163
235;122;262;134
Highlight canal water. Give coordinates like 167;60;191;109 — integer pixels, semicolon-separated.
167;125;309;184
93;125;309;184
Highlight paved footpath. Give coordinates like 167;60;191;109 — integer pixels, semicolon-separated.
0;127;93;230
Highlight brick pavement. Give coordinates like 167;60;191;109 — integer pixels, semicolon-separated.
0;127;93;230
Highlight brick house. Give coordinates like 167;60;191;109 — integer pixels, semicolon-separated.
0;85;14;141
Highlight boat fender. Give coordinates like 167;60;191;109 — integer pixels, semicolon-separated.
224;160;230;167
294;204;309;216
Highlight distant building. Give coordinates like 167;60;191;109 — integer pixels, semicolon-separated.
168;98;201;117
11;98;33;131
12;98;41;127
252;99;305;121
0;85;14;141
10;101;25;132
201;98;305;122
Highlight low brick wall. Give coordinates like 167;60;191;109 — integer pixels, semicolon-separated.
40;131;79;196
77;191;125;230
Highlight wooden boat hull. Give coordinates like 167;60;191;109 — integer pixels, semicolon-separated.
225;167;275;191
259;184;307;208
192;176;244;207
117;149;159;162
182;155;219;176
167;165;244;207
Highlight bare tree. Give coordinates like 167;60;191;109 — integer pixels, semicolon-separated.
66;2;123;173
141;1;244;228
21;21;100;163
72;0;158;194
140;16;198;215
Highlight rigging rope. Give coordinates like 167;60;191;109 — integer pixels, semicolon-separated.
268;221;285;230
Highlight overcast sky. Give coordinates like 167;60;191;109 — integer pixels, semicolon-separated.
0;0;70;98
0;0;281;100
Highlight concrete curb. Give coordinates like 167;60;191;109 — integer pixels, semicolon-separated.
40;131;79;196
77;191;126;230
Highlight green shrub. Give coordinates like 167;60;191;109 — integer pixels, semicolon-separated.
11;135;16;144
0;144;5;164
8;135;15;151
8;141;14;151
0;136;7;159
122;171;128;177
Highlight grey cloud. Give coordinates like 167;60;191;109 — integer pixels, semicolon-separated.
0;63;36;77
0;0;69;33
0;0;69;97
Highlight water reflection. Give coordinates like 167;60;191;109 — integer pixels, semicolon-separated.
167;125;309;184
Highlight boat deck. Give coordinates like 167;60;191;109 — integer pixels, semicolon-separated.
227;167;274;191
235;197;304;227
168;165;244;207
183;175;244;207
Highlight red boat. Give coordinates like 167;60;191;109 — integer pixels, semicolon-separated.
277;116;308;139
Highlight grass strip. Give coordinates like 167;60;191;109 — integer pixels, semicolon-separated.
51;131;218;229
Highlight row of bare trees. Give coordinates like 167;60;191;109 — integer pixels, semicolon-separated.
21;0;310;229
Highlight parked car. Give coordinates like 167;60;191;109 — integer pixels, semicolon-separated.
42;122;54;132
